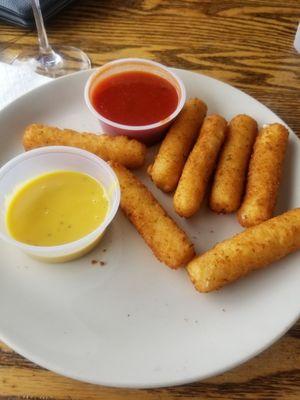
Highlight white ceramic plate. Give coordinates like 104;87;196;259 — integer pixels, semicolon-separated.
0;68;299;389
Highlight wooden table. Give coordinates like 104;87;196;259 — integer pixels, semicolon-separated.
0;0;299;398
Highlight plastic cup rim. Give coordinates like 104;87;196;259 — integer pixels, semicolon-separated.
84;57;186;132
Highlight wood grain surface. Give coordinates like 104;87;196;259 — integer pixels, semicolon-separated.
0;0;299;398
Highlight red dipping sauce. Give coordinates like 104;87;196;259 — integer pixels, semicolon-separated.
90;71;179;126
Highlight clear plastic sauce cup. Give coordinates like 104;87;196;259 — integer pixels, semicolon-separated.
84;58;186;145
0;146;120;262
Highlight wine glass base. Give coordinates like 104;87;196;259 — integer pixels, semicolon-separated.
11;45;91;78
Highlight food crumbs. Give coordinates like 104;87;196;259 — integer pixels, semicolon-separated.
91;259;106;266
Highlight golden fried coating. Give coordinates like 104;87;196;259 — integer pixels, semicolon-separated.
187;208;300;292
148;98;207;192
174;114;227;217
237;123;289;227
111;162;195;268
210;114;258;213
23;124;146;169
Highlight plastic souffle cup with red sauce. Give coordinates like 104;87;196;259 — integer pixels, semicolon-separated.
84;58;186;145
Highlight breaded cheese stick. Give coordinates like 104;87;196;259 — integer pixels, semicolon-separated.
210;114;258;213
148;98;207;192
111;162;195;268
174;114;227;217
237;123;289;227
187;208;300;292
23;124;146;169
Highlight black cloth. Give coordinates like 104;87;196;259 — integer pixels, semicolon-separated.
0;0;75;27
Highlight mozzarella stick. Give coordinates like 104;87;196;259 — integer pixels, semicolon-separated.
187;208;300;292
111;162;195;269
237;123;289;227
174;114;227;217
148;98;207;192
210;115;258;213
23;124;146;169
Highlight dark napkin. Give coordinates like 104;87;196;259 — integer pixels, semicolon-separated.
0;0;75;27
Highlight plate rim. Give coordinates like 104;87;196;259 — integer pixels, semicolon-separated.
0;310;299;389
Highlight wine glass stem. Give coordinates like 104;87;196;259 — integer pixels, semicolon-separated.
31;0;52;55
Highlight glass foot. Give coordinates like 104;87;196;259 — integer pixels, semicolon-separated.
11;45;91;78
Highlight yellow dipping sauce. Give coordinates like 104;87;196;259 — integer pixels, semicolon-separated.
6;171;109;246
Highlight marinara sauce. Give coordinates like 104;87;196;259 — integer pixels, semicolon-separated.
90;71;178;126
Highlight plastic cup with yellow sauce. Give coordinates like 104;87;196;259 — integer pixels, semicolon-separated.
0;146;120;262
